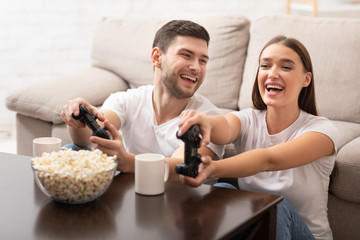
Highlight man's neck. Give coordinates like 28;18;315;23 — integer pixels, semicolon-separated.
152;85;190;125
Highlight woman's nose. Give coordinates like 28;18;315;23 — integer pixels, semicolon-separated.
268;67;279;79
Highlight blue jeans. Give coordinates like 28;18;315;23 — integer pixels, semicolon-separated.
63;143;91;151
213;182;315;240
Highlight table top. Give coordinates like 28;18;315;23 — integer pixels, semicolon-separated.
0;152;282;240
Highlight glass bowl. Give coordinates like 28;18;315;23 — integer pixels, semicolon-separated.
32;149;117;204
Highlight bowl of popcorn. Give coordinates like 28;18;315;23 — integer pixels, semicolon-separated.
32;149;117;204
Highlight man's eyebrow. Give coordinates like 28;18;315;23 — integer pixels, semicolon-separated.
180;48;209;60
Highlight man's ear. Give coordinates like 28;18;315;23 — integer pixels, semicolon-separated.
303;72;312;87
151;47;162;68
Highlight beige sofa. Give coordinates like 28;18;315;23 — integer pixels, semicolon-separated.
6;14;360;239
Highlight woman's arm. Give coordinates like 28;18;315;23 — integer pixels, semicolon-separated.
209;131;335;178
178;110;242;146
210;113;242;145
182;131;335;187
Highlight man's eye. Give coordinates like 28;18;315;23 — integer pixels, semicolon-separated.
181;53;190;58
200;59;208;65
260;64;269;68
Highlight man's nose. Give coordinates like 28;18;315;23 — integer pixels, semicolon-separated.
189;59;201;72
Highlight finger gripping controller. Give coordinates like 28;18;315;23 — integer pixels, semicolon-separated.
71;105;110;139
176;125;202;178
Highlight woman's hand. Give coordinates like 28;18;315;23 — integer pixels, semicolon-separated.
90;120;134;172
178;155;212;187
178;109;212;147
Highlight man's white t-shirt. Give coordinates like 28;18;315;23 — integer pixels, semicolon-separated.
101;85;224;158
231;108;338;240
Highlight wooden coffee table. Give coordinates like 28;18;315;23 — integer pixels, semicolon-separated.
0;152;283;239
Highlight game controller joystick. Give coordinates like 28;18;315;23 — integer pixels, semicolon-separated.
175;125;202;178
72;104;110;139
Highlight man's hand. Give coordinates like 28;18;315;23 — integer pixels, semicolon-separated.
61;97;106;129
90;120;134;173
178;155;212;187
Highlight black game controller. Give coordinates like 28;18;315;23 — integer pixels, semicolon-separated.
176;125;202;178
72;104;110;139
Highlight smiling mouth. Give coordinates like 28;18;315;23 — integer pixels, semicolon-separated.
266;84;284;92
180;74;197;83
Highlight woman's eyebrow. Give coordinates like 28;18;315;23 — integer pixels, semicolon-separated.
280;58;295;64
260;57;295;65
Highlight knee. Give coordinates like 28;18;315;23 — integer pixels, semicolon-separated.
277;199;298;222
213;182;238;190
63;144;90;151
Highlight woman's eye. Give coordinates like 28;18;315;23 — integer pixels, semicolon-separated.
282;66;292;70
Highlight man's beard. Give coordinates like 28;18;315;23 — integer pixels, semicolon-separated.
162;72;200;99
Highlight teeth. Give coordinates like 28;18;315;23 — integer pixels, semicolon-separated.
181;74;197;82
266;84;284;90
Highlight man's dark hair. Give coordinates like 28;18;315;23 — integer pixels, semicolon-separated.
152;20;210;53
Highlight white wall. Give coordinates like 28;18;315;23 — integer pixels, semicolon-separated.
0;0;287;127
1;0;358;128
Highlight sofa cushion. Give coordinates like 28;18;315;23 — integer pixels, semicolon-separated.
239;14;360;124
91;16;250;110
6;67;127;124
330;137;360;203
331;120;360;150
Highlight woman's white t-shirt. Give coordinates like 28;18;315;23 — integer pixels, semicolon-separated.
231;108;338;240
101;85;224;158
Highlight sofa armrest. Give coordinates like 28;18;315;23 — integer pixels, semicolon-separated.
330;136;360;204
6;67;128;124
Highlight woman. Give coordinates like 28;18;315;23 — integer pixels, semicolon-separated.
177;36;338;239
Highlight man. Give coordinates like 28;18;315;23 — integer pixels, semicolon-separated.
61;20;224;174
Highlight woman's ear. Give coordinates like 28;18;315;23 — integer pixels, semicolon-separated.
151;47;162;68
303;72;312;87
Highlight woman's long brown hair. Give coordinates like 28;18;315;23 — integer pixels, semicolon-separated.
252;35;317;116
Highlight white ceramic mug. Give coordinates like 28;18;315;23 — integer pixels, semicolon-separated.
33;137;62;157
135;153;169;195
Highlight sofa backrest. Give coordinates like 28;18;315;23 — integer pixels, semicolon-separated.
239;14;360;124
91;16;250;111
